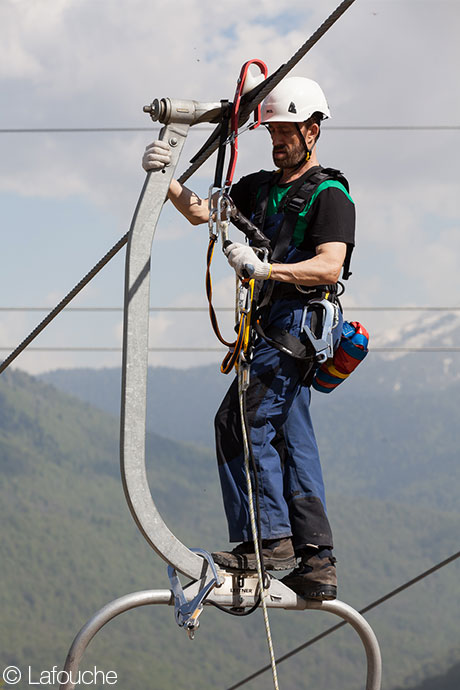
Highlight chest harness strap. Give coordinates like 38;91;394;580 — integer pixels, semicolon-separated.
232;167;352;381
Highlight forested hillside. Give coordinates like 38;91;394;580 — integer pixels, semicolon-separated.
2;367;459;689
41;351;460;513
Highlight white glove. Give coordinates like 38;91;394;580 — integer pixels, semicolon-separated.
225;242;272;280
142;140;171;171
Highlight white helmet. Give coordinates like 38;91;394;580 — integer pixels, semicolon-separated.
261;77;331;124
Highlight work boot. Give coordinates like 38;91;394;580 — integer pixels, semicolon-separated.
212;537;296;571
281;548;337;600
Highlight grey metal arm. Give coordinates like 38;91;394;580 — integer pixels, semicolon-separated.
120;100;226;581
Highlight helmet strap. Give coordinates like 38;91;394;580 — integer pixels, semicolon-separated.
287;122;311;172
295;122;311;161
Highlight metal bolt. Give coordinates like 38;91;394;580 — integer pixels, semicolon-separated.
169;137;178;147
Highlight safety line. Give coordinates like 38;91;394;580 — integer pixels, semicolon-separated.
238;367;280;690
225;550;460;690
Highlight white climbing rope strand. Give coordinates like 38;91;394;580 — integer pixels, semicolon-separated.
238;364;280;690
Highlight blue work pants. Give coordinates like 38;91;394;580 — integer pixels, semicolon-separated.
214;299;341;551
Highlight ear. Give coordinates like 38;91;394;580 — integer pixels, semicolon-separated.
306;122;320;145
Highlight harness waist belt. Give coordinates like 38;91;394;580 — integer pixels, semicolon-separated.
270;283;337;302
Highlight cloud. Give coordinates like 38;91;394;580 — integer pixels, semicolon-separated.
2;0;459;209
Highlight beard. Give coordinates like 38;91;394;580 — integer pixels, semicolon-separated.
272;140;306;169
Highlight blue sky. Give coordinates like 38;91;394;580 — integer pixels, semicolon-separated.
1;0;459;374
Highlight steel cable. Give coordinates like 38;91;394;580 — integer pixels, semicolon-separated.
0;233;128;374
1;125;459;133
239;0;357;119
177;0;358;185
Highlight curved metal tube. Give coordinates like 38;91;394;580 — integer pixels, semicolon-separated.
307;599;382;690
200;574;382;690
120;107;219;581
58;588;380;690
59;590;172;690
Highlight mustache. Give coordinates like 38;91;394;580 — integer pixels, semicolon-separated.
273;145;287;154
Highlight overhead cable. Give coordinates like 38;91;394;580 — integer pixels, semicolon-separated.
225;550;460;690
0;234;128;374
1;125;459;134
176;0;359;186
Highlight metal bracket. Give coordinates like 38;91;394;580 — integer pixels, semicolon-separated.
143;97;223;126
167;549;221;639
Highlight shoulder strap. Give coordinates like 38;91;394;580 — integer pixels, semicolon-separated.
271;167;326;263
321;167;349;191
273;167;354;281
251;170;281;231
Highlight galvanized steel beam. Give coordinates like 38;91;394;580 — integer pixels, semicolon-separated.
120;101;227;581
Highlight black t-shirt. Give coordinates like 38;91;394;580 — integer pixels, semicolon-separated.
230;168;355;257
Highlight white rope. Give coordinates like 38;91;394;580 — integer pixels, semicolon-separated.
237;363;280;690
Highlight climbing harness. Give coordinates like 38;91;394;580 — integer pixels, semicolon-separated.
249;166;354;279
220;166;354;384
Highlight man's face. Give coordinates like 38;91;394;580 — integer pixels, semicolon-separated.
266;122;306;169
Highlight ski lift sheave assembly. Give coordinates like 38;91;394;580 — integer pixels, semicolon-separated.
59;89;381;690
58;2;382;688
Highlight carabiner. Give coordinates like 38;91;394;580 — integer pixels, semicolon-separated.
300;298;339;364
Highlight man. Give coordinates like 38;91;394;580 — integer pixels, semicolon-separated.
142;77;355;600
